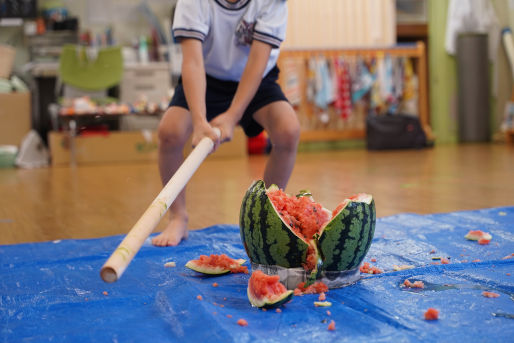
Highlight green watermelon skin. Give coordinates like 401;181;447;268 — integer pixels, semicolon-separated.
239;180;309;269
318;199;376;271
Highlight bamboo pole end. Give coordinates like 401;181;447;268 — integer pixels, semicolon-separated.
100;266;118;283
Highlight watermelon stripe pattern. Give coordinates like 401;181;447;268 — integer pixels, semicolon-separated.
240;180;376;280
319;200;376;271
240;181;309;268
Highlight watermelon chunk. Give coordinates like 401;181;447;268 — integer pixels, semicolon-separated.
185;254;248;275
424;308;439;320
294;281;329;295
465;230;492;241
237;319;248;327
247;270;293;308
482;291;500;298
403;279;424;288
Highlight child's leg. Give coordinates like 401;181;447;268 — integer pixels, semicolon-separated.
152;106;193;246
253;101;300;189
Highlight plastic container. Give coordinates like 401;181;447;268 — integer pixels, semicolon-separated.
457;33;490;142
0;145;18;168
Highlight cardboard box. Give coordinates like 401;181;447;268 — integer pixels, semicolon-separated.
0;92;32;146
49;130;159;165
49;127;247;165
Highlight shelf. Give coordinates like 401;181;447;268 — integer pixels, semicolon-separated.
396;23;428;38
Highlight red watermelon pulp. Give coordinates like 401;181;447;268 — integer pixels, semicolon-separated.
247;270;293;308
267;187;370;271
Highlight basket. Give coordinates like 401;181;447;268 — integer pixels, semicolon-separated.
0;45;16;79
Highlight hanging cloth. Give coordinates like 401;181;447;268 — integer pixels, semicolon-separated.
352;56;375;103
370;57;384;114
314;57;334;110
400;58;418;115
333;57;353;120
306;57;317;105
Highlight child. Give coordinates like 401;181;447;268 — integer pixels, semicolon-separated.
152;0;300;246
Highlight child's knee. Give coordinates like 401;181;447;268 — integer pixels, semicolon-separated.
158;121;187;151
277;112;300;147
272;123;300;151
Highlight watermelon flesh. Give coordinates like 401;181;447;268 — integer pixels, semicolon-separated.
247;270;293;308
268;188;372;242
267;187;331;240
267;187;372;272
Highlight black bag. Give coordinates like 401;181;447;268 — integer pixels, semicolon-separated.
366;113;428;150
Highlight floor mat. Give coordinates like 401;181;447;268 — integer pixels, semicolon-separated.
1;207;513;342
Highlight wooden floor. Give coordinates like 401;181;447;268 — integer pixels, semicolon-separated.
1;143;512;245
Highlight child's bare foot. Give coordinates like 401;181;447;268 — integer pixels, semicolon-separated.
152;216;189;246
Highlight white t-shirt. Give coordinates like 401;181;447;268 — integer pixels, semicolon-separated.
172;0;287;81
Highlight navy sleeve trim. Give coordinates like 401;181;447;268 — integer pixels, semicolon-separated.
253;30;282;49
173;28;206;42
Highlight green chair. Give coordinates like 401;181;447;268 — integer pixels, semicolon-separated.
59;44;123;93
51;45;123;165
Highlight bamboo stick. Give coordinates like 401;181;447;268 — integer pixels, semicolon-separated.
100;129;220;283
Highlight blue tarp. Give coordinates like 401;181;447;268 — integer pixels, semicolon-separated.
1;207;513;342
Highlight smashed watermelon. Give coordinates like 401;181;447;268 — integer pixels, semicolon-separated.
247;270;293;308
239;180;375;287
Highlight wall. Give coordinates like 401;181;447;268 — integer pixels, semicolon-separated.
428;0;512;144
284;0;396;49
428;0;458;144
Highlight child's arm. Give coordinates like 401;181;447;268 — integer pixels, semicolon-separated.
210;40;272;142
181;38;220;149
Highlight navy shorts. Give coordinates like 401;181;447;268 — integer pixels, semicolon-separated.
169;65;288;137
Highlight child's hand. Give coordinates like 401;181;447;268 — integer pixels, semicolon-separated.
210;112;239;144
191;122;221;152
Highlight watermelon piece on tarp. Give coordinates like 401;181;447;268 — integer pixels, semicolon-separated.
185;254;248;275
247;270;293;308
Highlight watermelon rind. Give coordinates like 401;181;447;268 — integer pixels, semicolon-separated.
318;197;376;271
314;301;332;307
239;180;310;269
185;258;246;275
247;285;294;309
